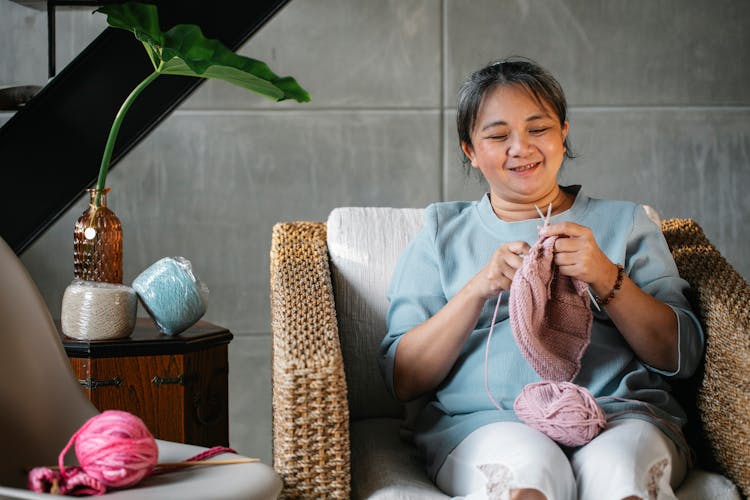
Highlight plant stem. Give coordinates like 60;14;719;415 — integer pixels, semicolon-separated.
94;70;161;206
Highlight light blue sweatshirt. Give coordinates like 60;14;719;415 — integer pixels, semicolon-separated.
379;186;704;481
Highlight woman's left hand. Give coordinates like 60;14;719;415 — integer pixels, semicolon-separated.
539;222;618;297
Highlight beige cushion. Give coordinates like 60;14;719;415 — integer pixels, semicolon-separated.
677;469;741;500
643;204;662;225
350;419;446;500
327;207;424;419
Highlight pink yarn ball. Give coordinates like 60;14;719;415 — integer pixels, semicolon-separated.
514;381;607;447
61;410;159;489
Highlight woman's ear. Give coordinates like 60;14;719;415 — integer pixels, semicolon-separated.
461;142;478;167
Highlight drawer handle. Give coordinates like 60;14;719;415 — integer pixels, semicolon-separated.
79;377;123;390
193;392;223;426
152;375;184;387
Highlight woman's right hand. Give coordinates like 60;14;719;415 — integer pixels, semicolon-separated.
392;240;530;401
469;240;530;299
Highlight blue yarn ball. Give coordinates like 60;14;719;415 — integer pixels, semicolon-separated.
132;257;207;335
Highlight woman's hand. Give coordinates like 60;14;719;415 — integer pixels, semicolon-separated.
393;239;529;401
540;221;679;372
469;240;531;299
539;222;618;297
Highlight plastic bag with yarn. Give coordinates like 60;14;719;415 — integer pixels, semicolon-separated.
132;256;209;336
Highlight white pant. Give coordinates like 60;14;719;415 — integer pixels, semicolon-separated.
435;419;687;500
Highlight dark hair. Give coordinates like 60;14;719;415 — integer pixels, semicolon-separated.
456;57;574;167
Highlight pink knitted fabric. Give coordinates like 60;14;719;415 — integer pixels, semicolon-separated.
509;235;593;382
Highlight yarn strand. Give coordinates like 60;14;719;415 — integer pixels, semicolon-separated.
484;291;505;411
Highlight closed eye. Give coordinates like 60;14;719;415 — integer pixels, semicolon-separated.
530;127;550;134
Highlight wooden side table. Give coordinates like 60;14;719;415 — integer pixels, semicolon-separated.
57;318;233;448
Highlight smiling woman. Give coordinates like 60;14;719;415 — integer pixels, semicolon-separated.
457;59;573;221
378;58;704;500
461;84;570;218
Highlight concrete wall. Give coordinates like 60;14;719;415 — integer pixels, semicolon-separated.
2;0;748;465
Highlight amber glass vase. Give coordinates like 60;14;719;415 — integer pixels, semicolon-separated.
73;188;123;283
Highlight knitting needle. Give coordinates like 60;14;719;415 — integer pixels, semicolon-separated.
156;458;260;468
534;204;548;225
37;457;259;472
535;204;601;312
588;288;601;311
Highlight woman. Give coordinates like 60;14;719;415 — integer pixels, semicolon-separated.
378;58;704;500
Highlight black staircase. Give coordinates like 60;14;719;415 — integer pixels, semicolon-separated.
0;0;290;254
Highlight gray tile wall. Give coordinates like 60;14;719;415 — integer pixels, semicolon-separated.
2;0;748;465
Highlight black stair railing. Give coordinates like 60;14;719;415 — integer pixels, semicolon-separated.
0;0;290;254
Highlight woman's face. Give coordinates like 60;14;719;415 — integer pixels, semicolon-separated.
462;84;569;205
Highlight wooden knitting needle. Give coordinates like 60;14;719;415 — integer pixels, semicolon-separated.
36;457;259;471
156;458;259;468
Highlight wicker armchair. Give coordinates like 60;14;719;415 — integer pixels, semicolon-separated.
270;208;748;499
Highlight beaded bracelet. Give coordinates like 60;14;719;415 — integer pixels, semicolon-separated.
595;264;624;306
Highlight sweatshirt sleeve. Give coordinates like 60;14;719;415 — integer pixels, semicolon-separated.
625;205;705;379
378;205;447;398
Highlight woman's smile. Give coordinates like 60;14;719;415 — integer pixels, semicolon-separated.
507;161;542;173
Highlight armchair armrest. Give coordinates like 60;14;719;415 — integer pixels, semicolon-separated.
662;218;750;497
270;222;350;499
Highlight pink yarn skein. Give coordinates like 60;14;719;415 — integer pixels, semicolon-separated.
60;410;159;489
514;381;607;446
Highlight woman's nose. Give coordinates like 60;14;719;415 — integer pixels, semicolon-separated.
507;133;530;156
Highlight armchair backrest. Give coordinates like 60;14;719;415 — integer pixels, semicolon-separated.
326;207;424;420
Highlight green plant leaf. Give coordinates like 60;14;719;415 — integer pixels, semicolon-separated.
96;2;310;102
96;3;163;67
161;58;285;101
159;25;309;102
